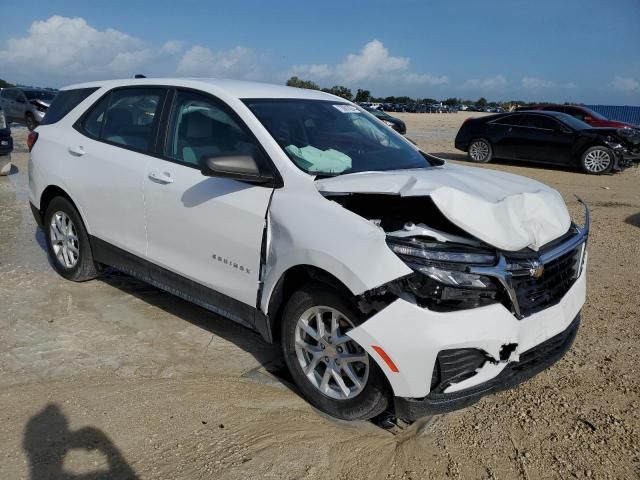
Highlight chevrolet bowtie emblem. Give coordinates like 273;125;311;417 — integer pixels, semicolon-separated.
529;261;545;279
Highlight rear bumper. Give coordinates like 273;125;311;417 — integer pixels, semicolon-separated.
0;130;12;154
454;139;467;152
394;314;580;420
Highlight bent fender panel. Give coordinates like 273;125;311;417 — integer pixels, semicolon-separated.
260;189;412;313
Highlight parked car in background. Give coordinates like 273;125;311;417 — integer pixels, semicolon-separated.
30;78;588;422
455;110;638;174
363;106;407;134
0;106;13;155
517;104;639;130
0;88;57;130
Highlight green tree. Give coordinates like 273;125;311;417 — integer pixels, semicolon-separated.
443;97;459;106
475;97;488;107
0;78;14;88
354;89;371;103
321;85;353;101
286;76;320;90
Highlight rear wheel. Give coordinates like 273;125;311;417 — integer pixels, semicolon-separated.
467;138;493;163
25;112;37;131
580;146;614;174
44;197;98;281
281;284;390;420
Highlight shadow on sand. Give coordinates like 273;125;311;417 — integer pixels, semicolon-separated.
23;404;139;480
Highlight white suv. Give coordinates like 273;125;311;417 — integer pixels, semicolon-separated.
28;78;588;421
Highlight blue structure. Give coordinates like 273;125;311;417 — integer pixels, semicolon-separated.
585;105;640;126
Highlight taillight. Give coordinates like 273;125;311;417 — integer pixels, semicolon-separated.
27;131;39;152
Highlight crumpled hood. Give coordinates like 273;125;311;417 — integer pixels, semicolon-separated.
315;164;571;251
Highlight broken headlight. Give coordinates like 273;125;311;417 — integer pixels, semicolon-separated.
387;237;500;311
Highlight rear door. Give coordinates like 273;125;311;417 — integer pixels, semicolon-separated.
1;89;19;121
144;89;274;310
486;114;524;159
71;87;168;257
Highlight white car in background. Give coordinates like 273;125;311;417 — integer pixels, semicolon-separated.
28;78;588;421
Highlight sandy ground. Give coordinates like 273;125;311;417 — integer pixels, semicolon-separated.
1;116;639;479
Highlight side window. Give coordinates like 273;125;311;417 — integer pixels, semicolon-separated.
40;87;98;126
522;115;558;130
492;114;523;126
82;94;111;138
564;107;585;121
165;90;257;167
79;88;165;153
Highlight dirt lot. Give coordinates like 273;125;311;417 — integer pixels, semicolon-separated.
1;115;639;479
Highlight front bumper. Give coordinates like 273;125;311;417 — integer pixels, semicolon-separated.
395;313;580;420
347;254;587;418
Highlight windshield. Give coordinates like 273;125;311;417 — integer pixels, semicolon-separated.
243;99;428;176
580;106;607;121
24;90;56;101
555;112;593;130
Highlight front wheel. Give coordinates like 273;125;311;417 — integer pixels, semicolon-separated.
281;284;390;420
580;146;614;175
467;138;493;163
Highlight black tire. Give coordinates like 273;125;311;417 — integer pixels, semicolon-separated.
467;138;493;163
281;283;390;420
580;146;614;175
43;196;98;282
25;112;37;131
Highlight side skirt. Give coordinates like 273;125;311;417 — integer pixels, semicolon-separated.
90;236;269;338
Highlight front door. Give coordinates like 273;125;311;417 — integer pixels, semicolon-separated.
144;89;274;310
518;114;574;164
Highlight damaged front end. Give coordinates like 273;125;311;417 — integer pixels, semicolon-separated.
335;192;589;419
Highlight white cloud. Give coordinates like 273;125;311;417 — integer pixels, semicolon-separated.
290;40;447;87
161;40;184;55
609;76;639;92
0;16;150;78
462;75;507;90
521;77;577;90
521;76;554;89
403;73;449;86
176;45;260;79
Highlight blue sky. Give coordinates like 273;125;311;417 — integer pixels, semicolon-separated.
1;0;639;104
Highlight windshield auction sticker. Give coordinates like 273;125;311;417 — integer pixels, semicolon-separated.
333;104;360;113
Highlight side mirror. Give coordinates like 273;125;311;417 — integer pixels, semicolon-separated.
200;153;275;185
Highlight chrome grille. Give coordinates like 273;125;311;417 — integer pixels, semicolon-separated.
508;246;582;317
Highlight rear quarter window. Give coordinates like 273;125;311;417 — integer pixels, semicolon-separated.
40;88;99;125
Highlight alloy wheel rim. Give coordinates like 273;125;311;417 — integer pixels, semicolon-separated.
294;306;369;400
584;149;611;173
49;211;80;268
469;140;489;161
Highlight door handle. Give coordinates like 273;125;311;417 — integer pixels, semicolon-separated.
508;127;513;133
68;146;85;156
148;171;174;184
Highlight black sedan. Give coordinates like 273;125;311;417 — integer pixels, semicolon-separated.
363;106;407;134
0;107;13;155
455;111;639;174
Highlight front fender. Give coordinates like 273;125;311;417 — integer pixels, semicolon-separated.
259;188;411;313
